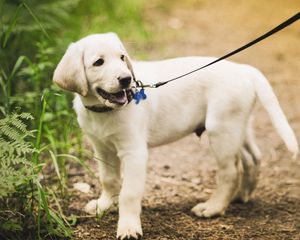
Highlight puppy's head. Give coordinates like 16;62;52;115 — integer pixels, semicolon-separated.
53;33;135;109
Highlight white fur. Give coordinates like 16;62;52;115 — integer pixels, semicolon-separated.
54;33;299;239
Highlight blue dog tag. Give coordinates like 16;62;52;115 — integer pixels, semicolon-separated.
133;88;147;104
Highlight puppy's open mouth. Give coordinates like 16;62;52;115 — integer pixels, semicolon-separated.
96;88;133;105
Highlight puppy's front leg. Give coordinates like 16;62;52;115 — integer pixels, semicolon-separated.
117;147;148;240
85;148;121;215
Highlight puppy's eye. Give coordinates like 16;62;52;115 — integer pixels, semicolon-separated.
120;55;125;61
93;58;104;66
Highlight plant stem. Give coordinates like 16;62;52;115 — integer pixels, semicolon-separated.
32;94;46;166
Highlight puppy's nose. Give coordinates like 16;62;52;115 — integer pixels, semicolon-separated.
118;75;132;88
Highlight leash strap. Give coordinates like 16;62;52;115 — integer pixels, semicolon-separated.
137;12;300;89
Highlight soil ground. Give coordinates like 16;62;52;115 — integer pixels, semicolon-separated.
67;1;300;239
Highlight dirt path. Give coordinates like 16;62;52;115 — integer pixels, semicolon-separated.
70;1;300;239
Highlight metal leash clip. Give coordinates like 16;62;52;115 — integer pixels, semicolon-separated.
131;80;169;104
132;80;148;104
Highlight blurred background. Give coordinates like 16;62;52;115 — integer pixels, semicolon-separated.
0;0;299;239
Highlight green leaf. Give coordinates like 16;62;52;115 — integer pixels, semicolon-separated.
49;150;61;181
8;56;27;81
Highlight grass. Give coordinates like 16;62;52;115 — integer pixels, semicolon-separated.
0;0;150;239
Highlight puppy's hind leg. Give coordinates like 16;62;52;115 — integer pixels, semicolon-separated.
192;113;245;217
235;116;262;203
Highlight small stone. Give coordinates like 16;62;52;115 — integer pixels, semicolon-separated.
191;178;202;185
203;188;212;194
163;165;170;170
73;182;91;193
220;224;232;230
181;176;189;181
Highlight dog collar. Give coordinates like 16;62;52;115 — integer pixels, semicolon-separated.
84;89;137;113
84;105;114;113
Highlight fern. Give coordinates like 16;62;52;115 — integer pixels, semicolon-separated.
0;112;35;198
0;124;22;141
10;113;27;132
0;111;73;239
17;112;34;120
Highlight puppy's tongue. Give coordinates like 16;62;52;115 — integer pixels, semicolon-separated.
110;90;127;105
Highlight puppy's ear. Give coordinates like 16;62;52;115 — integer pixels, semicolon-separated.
118;41;136;81
53;43;88;96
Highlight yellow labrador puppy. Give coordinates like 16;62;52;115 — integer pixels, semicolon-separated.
53;33;298;239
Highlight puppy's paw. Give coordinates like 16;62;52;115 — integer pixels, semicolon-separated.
117;217;142;240
191;201;226;218
234;175;257;203
234;188;250;203
117;233;142;240
84;194;113;215
84;199;100;215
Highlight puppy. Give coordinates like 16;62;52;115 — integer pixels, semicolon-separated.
53;33;298;239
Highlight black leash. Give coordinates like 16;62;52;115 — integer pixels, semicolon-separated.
134;12;300;90
86;12;300;110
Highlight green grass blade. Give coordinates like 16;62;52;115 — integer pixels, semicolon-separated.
2;2;51;48
4;55;32;113
32;94;47;165
35;179;53;238
49;188;74;227
49;150;61;181
7;56;25;100
8;56;28;81
22;2;51;41
57;154;96;177
1;4;22;48
49;208;72;237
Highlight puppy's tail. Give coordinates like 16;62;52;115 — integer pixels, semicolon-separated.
251;68;299;159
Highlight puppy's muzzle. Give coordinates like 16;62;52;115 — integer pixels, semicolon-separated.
118;75;132;88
